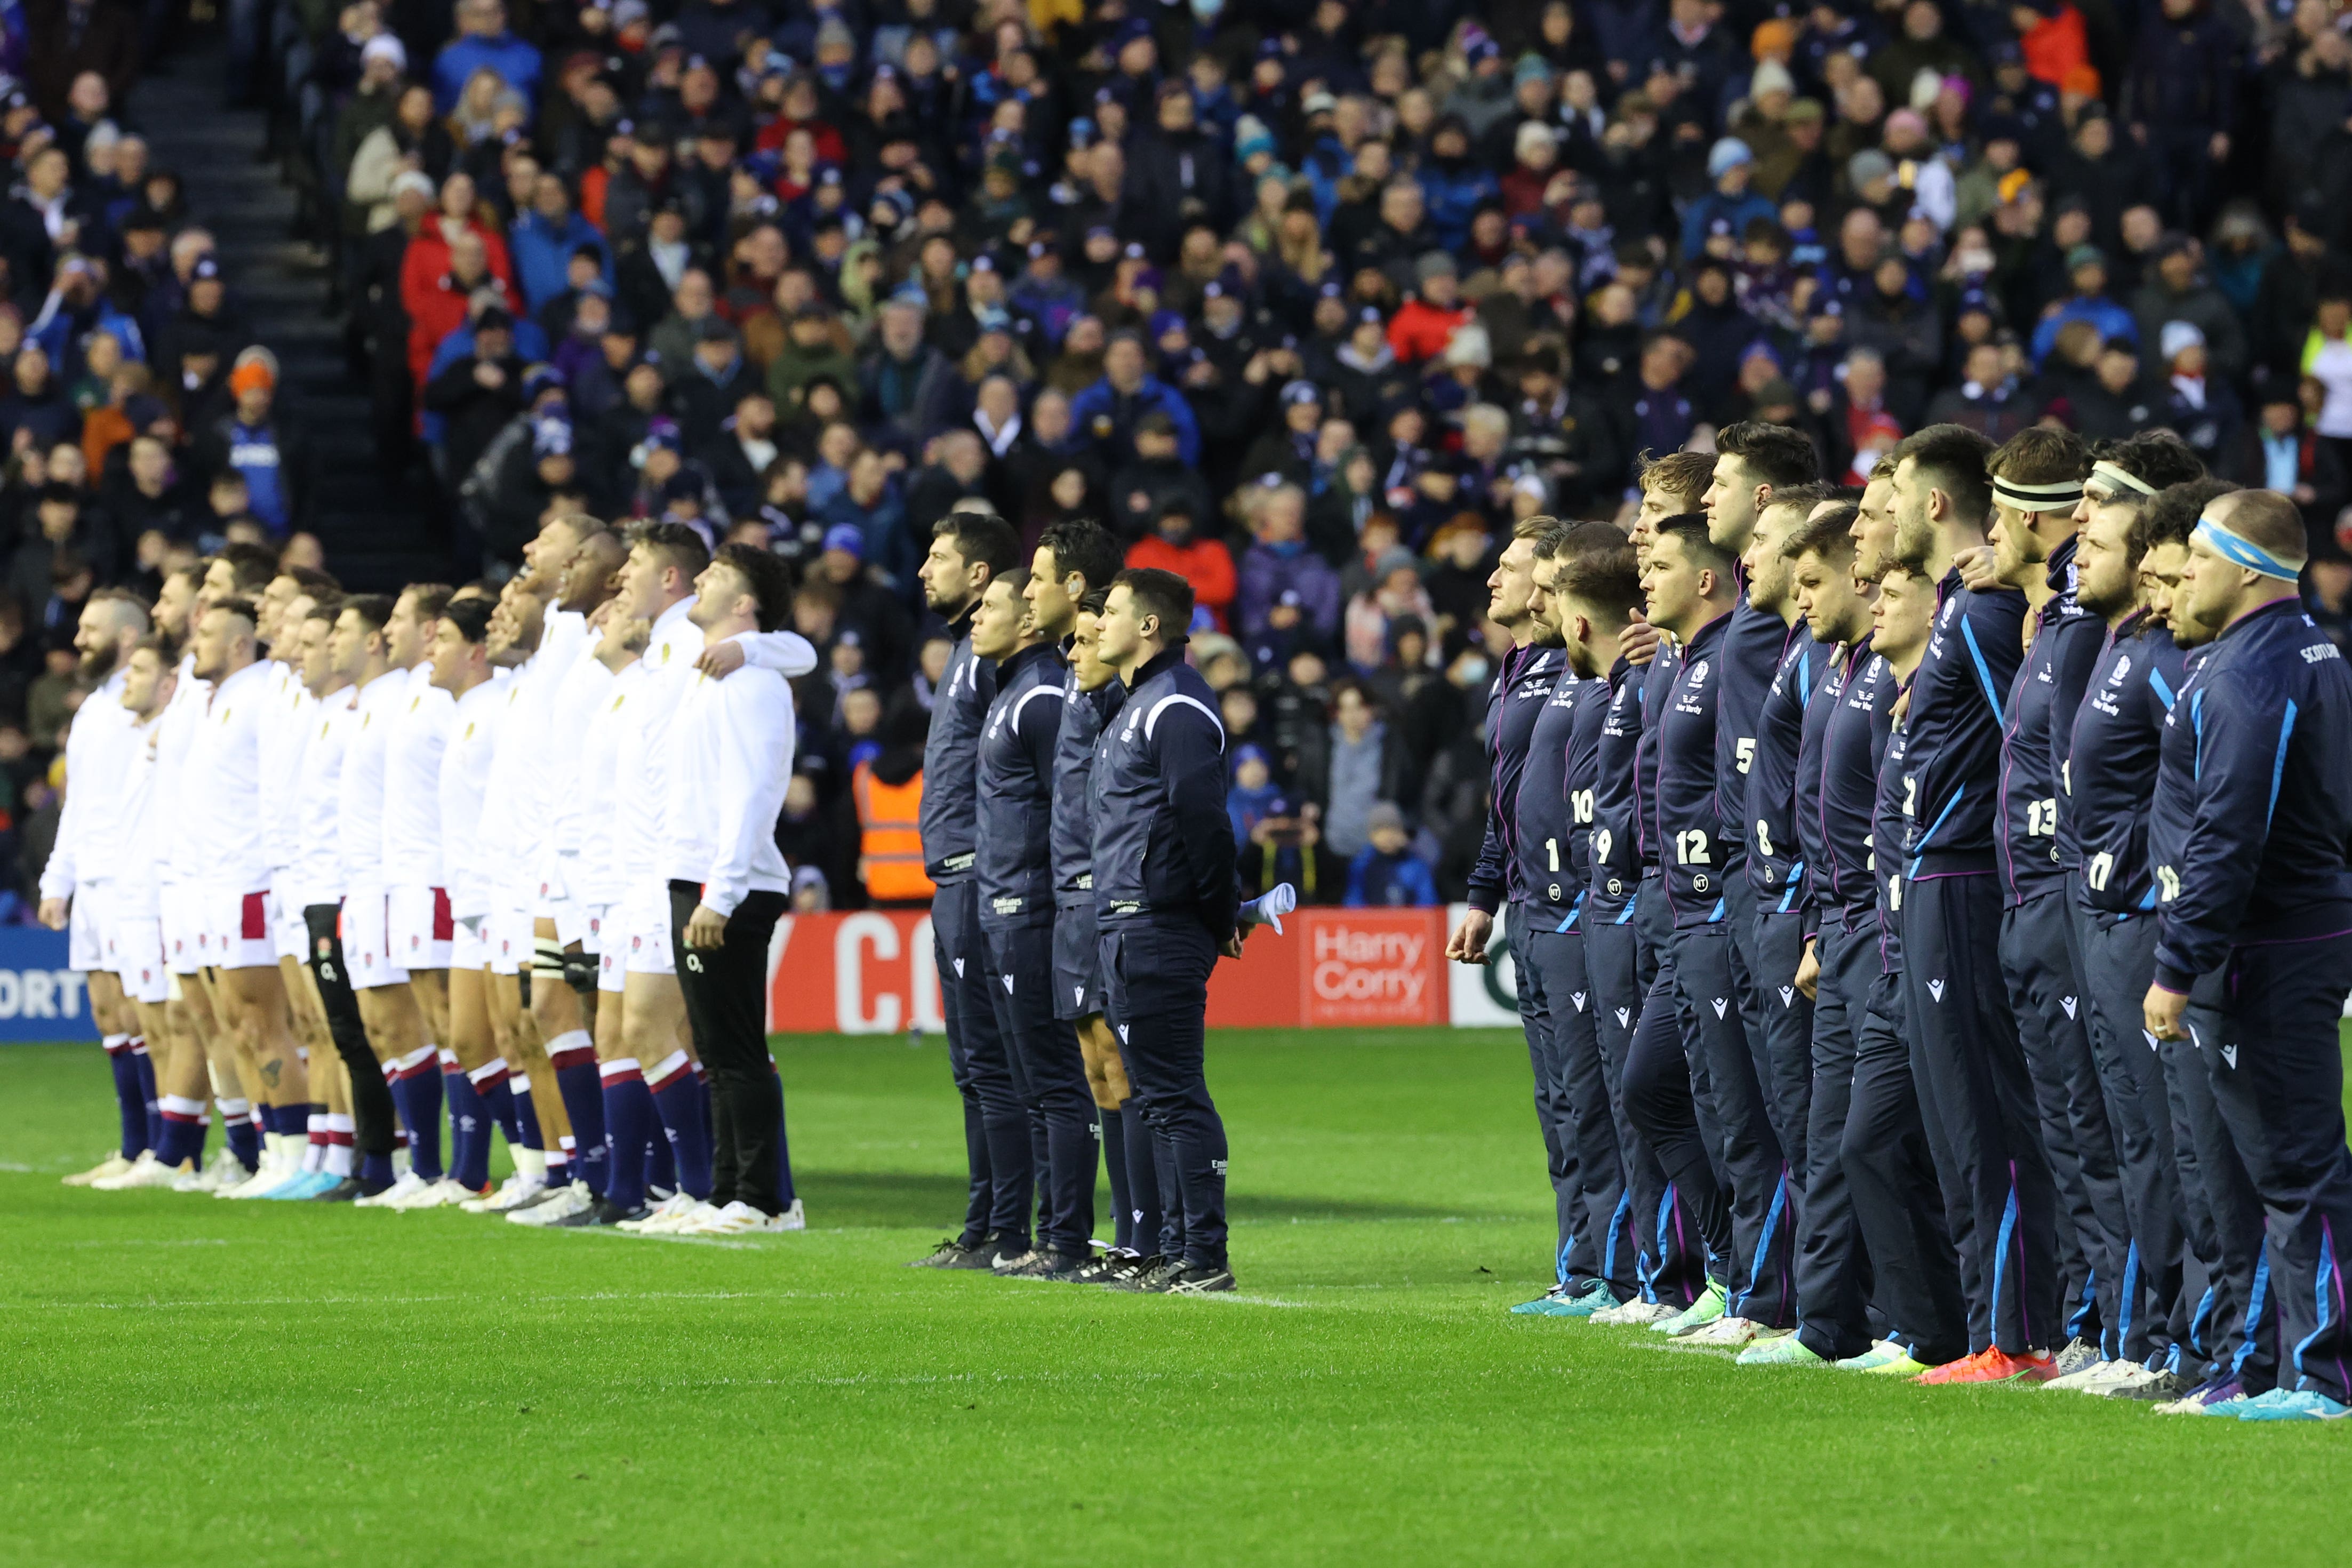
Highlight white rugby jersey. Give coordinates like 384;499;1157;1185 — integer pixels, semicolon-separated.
539;629;618;876
437;679;508;921
659;635;796;914
155;653;213;890
38;667;133;900
337;668;409;891
575;655;645;908
610;598;705;892
111;714;166;920
381;663;456;888
185;658;276;894
255;660;313;875
294;688;358;908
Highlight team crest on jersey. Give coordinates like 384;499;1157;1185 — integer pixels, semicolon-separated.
1687;659;1709;686
2108;654;2131;685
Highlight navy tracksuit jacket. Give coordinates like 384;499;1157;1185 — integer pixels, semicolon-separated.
975;640;1093;1256
1091;644;1239;1269
1997;542;2126;1359
1899;569;2059;1355
2150;599;2352;1402
921;610;1018;1245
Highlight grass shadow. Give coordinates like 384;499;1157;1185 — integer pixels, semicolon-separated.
797;1170;1516;1230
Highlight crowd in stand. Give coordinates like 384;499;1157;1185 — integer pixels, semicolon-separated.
9;0;2352;911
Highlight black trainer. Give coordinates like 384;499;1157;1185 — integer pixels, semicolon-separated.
555;1196;649;1228
908;1237;982;1268
1002;1247;1093;1280
1163;1261;1236;1294
1067;1251;1131;1284
310;1177;364;1202
1100;1254;1175;1292
946;1231;1027;1270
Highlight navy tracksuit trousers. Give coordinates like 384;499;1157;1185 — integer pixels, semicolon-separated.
2003;889;2129;1358
1099;921;1227;1269
1902;870;2061;1355
986;924;1097;1257
1841;968;1971;1365
1520;918;1635;1295
1791;916;1876;1362
933;879;1031;1245
1587;881;1698;1303
2069;898;2211;1376
2193;934;2352;1401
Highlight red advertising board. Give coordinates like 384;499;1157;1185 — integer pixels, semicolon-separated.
767;908;1447;1033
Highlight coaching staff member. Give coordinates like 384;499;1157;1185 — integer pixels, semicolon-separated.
910;508;1031;1269
1091;567;1241;1295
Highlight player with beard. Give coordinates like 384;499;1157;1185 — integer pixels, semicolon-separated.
1698;428;1822;1269
1966;427;2132;1383
906;509;1033;1270
44;591;155;1186
1886;424;2060;1386
2065;466;2256;1408
522;528;630;1221
1446;518;1585;1315
2143;487;2352;1422
1020;522;1141;1277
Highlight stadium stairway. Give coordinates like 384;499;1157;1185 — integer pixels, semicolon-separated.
141;47;446;592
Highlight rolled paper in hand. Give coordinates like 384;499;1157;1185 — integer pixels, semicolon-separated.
1239;883;1298;935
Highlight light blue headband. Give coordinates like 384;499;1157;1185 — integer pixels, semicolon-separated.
2195;514;2303;582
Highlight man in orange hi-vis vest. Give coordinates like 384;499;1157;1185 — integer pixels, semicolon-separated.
851;755;934;906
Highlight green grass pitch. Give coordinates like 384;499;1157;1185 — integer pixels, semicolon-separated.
5;1028;2350;1566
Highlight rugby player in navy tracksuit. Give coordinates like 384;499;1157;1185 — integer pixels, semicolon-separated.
2053;452;2235;1401
1734;490;1823;1197
1514;523;1640;1315
1701;426;1825;1202
1626;516;1791;1339
1580;554;1689;1320
1090;567;1242;1295
1025;521;1148;1281
971;570;1098;1279
1886;426;2063;1383
1845;559;1975;1373
2145;489;2352;1420
1742;498;1881;1366
1449;522;1595;1316
1582;457;1718;1324
909;510;1029;1271
1978;433;2132;1379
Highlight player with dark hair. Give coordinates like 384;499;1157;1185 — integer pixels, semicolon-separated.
1882;422;2063;1383
1446;517;1588;1315
660;546;815;1234
1090;565;1241;1293
2145;488;2352;1421
908;506;1033;1269
1023;521;1146;1278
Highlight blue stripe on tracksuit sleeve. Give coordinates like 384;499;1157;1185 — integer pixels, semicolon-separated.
1960;618;2004;725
